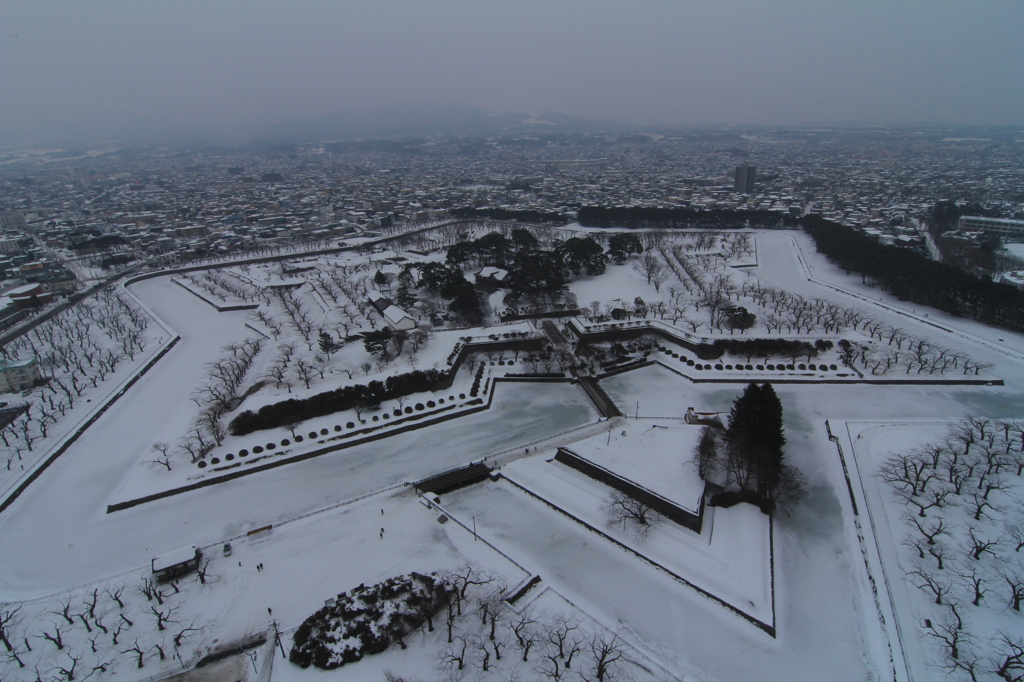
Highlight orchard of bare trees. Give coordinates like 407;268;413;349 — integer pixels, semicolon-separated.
879;418;1024;680
0;568;212;681
0;288;162;482
431;565;641;682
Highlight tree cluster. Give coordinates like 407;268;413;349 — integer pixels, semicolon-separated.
290;573;449;669
700;383;806;515
804;215;1024;333
578;206;799;230
228;367;445;435
413;262;483;324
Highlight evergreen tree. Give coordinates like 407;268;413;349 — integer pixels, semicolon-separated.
726;383;786;498
318;330;340;358
395;283;416;309
608;233;644;263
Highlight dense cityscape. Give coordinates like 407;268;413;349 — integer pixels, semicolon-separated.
1;127;1022;317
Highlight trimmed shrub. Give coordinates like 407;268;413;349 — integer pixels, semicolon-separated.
289;573;450;670
229;368;446;435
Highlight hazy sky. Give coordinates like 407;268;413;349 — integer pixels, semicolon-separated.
1;1;1021;143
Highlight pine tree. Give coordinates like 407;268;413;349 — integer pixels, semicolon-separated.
395;283;416;310
318;330;339;359
726;383;786;498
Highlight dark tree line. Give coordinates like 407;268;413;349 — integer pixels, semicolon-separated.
803;215;1024;332
228;368;446;435
693;337;831;362
450;207;570;225
578;206;800;230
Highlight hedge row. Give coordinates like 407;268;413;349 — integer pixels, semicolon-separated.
692;338;831;361
229;368;445;435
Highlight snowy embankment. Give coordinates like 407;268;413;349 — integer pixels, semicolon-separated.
498;453;774;628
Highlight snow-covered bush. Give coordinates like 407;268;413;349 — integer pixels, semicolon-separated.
289;572;450;670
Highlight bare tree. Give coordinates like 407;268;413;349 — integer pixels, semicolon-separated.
991;630;1024;681
138;577;165;605
605;491;661;537
41;623;64;650
52;651;80;681
146;443;174;471
148;603;181;631
120;639;145;668
545;615;583;670
585;631;631;682
966;526;1001;561
0;604;20;653
510;610;539;662
293;357;316;390
194;558;216;587
104;586;125;609
438;636;469;673
926;604;971;667
998;565;1024;612
955;563;988;607
51;598;76;626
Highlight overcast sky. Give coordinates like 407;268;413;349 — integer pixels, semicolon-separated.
1;1;1021;144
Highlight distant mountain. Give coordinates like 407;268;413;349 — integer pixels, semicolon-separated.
260;103;643;143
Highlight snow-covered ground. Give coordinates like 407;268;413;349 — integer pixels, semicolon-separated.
3;228;1024;681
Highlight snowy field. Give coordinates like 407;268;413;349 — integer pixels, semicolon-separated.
2;226;1024;681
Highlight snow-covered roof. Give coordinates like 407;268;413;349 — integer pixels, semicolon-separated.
477;266;509;281
151;545;198;572
383;305;416;329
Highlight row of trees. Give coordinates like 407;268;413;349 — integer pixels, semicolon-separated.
578;206;799;231
804;215;1024;332
228;367;446;435
449;207;571;225
157;337;266;468
879;418;1024;680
